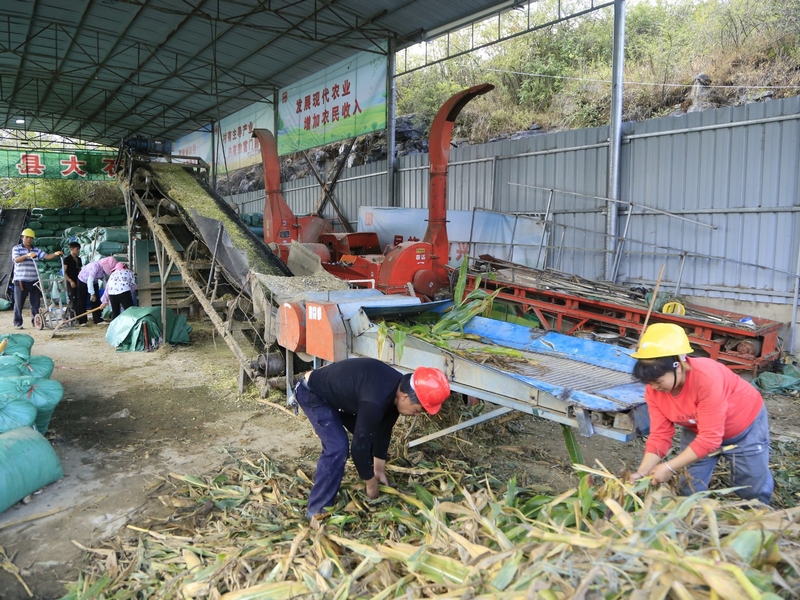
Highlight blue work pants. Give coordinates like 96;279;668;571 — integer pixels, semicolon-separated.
679;405;773;505
13;280;40;327
295;379;353;519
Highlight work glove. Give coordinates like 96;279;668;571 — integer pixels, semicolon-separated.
54;251;63;256
90;294;97;303
27;252;37;259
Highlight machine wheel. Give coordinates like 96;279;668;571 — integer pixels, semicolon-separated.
34;313;45;330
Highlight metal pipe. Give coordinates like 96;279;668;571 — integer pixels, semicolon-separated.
536;189;554;269
610;201;633;281
790;237;800;352
510;182;716;229
490;155;498;210
468;208;478;259
606;0;626;280
206;222;224;296
508;213;519;261
626;113;799;141
545;218;796;276
557;228;567;270
675;253;687;296
387;36;397;207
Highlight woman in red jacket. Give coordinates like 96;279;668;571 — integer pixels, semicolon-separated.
628;323;773;505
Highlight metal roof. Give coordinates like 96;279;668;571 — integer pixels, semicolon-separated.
0;0;512;148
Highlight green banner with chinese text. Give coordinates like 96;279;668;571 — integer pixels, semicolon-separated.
0;150;117;180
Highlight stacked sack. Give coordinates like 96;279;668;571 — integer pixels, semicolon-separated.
28;206;127;238
73;226;129;265
0;334;64;515
27;204;129;297
238;212;264;238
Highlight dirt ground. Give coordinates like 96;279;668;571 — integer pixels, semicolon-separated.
1;307;799;599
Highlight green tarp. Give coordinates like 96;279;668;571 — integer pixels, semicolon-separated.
753;364;800;394
105;307;192;352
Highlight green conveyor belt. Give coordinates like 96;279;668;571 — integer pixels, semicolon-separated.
148;162;286;277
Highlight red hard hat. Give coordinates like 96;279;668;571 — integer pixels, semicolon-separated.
411;367;450;415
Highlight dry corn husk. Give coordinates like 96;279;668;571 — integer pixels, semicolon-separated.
60;451;800;599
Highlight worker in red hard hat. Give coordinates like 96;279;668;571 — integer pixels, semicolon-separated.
294;357;450;523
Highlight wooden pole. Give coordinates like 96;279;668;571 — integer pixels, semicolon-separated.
639;263;666;343
50;306;104;337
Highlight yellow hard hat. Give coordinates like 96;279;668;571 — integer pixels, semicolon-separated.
661;301;686;316
21;228;36;238
631;323;693;359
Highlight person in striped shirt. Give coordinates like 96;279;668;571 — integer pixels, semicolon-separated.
11;228;63;329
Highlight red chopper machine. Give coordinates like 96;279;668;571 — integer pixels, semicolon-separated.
253;83;494;299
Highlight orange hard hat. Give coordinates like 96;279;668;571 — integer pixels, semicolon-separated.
411;367;450;415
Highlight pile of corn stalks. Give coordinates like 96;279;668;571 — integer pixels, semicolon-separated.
62;452;800;599
378;260;528;368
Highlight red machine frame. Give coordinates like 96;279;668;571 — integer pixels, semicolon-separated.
254;84;495;299
460;269;781;371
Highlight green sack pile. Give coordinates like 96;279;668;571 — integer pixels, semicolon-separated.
0;333;64;515
0;355;55;378
0;335;62;433
73;226;129;264
28;206;126;240
0;376;64;435
0;427;63;515
0;334;34;359
0;396;37;433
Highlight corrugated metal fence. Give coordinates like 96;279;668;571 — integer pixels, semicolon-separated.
228;96;800;307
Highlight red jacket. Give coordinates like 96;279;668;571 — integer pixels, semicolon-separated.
644;357;764;458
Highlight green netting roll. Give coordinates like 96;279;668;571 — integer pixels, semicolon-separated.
100;228;129;242
38;215;61;224
31;208;43;216
0;356;55;378
96;241;124;255
0;427;63;515
35;229;56;237
96;208;110;215
0;397;37;434
35;236;63;247
40;208;57;216
0;334;34;359
0;376;63;435
70;207;86;215
64;226;88;236
55;207;70;215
